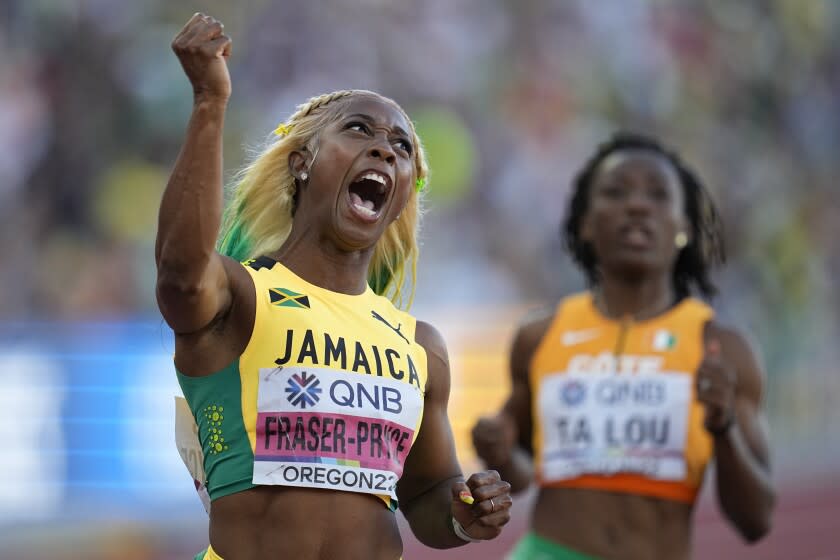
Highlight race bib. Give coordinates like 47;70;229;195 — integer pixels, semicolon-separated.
538;371;692;481
175;396;211;514
253;366;423;500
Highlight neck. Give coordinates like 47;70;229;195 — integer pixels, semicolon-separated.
595;271;676;321
272;230;373;296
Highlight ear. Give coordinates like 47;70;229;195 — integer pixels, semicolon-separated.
288;148;311;182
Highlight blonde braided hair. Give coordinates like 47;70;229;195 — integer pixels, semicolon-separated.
218;89;428;309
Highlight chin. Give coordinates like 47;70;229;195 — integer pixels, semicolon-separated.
608;256;662;281
333;224;382;252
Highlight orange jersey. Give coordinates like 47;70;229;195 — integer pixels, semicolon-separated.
530;292;714;503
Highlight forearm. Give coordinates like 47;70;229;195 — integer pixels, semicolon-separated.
714;424;775;541
401;477;467;549
156;97;227;284
487;447;534;494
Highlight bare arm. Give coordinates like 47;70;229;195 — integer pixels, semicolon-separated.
472;310;553;493
397;321;512;549
699;324;776;542
155;13;236;335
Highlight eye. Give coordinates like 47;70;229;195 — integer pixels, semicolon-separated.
600;184;625;199
648;184;670;201
653;189;668;201
394;138;413;155
346;121;370;134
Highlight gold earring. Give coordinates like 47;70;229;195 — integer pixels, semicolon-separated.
675;231;688;249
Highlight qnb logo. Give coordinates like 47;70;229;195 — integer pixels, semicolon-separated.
285;371;322;408
561;380;586;407
329;380;403;414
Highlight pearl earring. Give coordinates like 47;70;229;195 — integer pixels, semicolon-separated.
675;231;688;249
300;171;309;181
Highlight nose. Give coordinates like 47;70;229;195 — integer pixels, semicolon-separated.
624;189;653;215
367;137;396;165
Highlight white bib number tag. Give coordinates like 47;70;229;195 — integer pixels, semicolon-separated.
253;366;423;501
539;371;692;481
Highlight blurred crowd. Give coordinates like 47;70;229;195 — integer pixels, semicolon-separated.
2;0;839;464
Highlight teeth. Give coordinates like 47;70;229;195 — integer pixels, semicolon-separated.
361;172;385;184
361;172;387;192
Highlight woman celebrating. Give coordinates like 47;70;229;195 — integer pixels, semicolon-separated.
157;13;511;560
472;133;774;559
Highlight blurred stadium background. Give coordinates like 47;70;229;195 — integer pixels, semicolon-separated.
1;1;839;558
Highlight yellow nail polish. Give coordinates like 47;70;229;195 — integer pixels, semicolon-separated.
459;491;474;505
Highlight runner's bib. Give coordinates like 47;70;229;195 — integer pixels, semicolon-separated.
538;370;692;482
175;396;212;514
253;365;424;500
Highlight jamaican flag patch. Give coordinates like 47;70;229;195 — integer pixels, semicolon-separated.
269;288;310;309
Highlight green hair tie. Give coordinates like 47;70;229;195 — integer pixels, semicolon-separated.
415;177;426;192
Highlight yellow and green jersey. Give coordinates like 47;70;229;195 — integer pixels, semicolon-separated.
177;256;429;510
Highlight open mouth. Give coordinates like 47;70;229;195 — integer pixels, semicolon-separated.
348;170;391;219
618;222;655;247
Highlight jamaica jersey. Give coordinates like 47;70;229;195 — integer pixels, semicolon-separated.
531;292;714;503
177;257;428;510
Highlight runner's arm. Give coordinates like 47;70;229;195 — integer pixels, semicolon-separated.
398;321;511;548
709;325;776;542
156;15;236;335
472;313;552;493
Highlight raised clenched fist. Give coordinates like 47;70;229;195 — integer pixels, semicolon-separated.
171;13;232;102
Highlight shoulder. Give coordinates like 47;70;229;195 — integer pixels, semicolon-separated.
511;305;557;359
704;320;760;361
414;320;451;398
515;291;593;343
224;256;257;310
415;320;448;368
516;306;556;341
705;320;766;395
